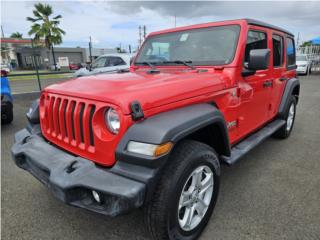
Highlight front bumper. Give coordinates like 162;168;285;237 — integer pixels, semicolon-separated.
11;128;145;216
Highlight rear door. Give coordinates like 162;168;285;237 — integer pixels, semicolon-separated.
269;32;287;119
237;27;273;138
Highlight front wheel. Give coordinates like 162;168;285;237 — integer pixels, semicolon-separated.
144;140;220;240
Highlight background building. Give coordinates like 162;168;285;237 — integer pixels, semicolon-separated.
1;38;86;70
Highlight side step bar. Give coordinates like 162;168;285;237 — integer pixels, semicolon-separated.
221;119;286;165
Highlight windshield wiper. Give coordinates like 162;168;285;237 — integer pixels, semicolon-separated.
135;61;160;74
162;60;197;70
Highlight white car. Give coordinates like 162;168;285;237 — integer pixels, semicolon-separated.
296;55;312;75
0;63;11;73
74;54;132;77
50;63;61;71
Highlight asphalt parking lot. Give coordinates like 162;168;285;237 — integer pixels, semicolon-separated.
1;74;320;240
10;77;71;94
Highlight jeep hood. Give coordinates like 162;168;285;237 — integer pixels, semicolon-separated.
45;70;227;115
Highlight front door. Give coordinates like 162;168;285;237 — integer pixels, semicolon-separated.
237;28;273;139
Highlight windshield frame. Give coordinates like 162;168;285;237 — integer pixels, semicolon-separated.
134;24;241;67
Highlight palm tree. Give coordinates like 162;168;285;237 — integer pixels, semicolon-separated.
10;32;23;39
27;3;65;70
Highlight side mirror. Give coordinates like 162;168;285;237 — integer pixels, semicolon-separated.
248;49;270;70
242;49;270;77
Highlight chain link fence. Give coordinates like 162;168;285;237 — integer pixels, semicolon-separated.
297;45;320;72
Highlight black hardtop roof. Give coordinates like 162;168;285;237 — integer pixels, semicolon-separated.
244;19;294;37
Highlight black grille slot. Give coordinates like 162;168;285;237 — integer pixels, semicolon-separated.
63;100;68;138
70;101;76;140
89;105;96;146
79;103;85;143
56;98;62;135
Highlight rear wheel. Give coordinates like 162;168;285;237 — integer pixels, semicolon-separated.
274;95;296;139
144;140;220;240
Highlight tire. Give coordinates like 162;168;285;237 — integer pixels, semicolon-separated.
1;107;13;124
144;140;220;240
273;95;296;139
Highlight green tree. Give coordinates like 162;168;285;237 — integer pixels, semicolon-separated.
27;3;65;70
300;41;312;47
10;32;23;38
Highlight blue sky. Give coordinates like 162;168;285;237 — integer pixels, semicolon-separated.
1;1;320;51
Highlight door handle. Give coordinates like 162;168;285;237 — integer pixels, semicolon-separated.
263;80;273;88
279;77;288;82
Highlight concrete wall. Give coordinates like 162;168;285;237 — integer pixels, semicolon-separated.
15;47;87;69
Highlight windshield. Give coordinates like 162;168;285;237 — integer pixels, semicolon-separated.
296;56;307;61
135;25;240;66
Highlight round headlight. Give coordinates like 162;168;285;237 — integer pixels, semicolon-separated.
105;108;120;134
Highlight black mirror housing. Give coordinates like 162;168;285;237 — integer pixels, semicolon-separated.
248;49;270;70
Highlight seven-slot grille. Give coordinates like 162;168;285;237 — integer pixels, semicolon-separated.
41;94;96;150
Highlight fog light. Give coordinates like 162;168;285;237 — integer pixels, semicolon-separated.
92;190;101;203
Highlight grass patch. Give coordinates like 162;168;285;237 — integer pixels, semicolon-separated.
9;73;73;81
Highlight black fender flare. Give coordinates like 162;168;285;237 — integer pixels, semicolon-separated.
278;78;300;118
116;103;230;165
114;103;230;202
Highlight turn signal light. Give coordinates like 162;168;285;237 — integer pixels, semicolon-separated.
154;142;173;157
127;141;173;157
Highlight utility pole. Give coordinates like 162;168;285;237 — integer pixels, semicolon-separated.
297;32;300;48
51;44;57;71
31;39;42;91
143;25;146;40
89;36;93;64
139;25;142;48
129;44;131;54
174;15;176;28
1;25;4;38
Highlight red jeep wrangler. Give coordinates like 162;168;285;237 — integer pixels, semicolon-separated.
12;19;299;240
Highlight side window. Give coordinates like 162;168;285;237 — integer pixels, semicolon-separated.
272;34;284;67
244;30;268;66
108;57;127;66
286;37;296;67
92;57;107;69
